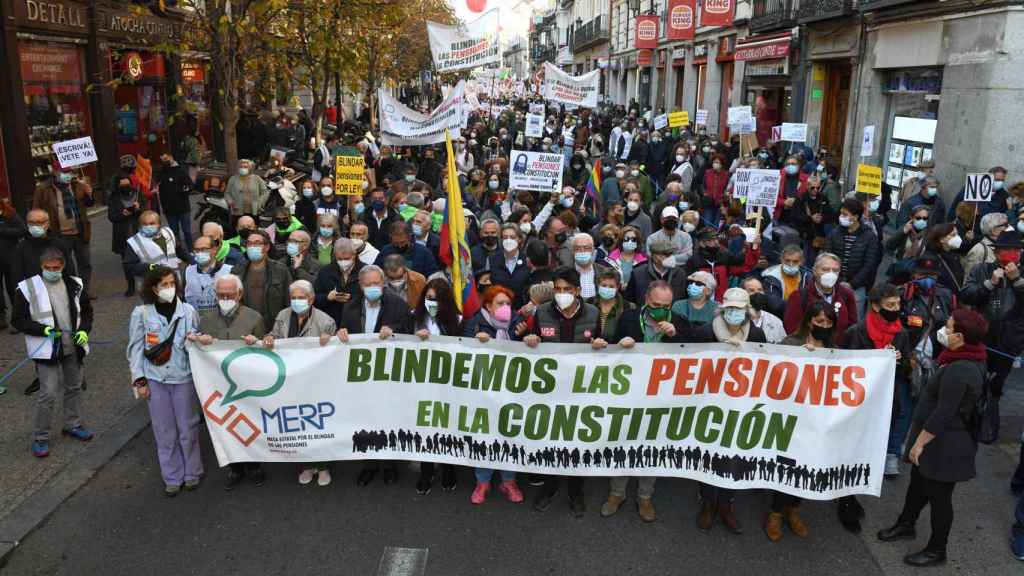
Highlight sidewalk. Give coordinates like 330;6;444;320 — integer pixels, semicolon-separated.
0;204;146;519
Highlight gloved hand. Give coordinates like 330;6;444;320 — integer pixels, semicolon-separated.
74;331;88;346
43;327;61;339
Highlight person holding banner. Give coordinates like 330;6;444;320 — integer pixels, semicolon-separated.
523;267;604;516
877;309;989;567
34;160;93;299
683;288;767;534
337;265;412;486
127;265;202;496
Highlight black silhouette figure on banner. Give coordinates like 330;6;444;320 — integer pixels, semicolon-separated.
348;429;874;493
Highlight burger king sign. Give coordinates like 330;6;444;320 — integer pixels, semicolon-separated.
701;0;734;27
635;15;659;49
667;0;695;40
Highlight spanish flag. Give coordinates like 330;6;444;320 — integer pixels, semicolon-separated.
439;130;480;318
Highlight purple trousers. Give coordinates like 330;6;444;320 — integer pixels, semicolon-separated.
147;379;204;486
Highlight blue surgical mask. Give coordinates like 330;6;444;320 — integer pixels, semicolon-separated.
372;200;386;212
302;187;314;198
687;283;704;299
141;225;159;237
574;251;593;265
994;180;1006;191
622;239;638;252
782;264;801;276
913;218;928;231
562;197;574;208
246;246;264;261
598;286;617;300
412;224;423;237
926;187;937;197
354;203;365;215
489;180;499;190
785;164;799;175
678;201;689;211
28;225;46;238
58;172;74;184
286;242;300;257
194;251;211;266
41;269;62;283
364;286;383;301
290;299;310;315
398;203;408;213
239;168;250;177
319;226;333;238
723;308;747;326
915;277;936;291
869;199;880;213
405;174;415;183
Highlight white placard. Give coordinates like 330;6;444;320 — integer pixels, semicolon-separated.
52;136;97;169
509;149;564;193
861;125;875;157
695;109;709;125
780;123;808;142
525;113;544;138
427;9;501;73
744;169;783;209
653;114;669;130
378;81;466;146
964;173;994;203
727;106;752;125
542;62;600;108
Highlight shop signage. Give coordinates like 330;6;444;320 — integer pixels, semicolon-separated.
666;0;696;41
123;51;144;80
701;0;734;27
181;61;205;83
96;9;182;42
693;43;708;59
16;0;87;32
734;37;791;62
635;16;659;50
671;47;687;61
637;49;653;67
19;42;82;84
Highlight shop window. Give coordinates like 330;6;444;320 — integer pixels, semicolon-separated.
111;50;170;160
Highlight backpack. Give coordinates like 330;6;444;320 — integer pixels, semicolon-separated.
962;362;999;445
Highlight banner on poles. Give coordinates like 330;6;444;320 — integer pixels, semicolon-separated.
378;81;466;146
635;15;659;50
666;0;696;41
191;336;895;500
333;155;365;196
508;149;564;193
543;62;600;108
426;9;500;73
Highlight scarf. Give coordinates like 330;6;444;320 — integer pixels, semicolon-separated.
639;308;664;343
937;343;987;366
711;314;749;346
865;310;902;349
480;308;511;340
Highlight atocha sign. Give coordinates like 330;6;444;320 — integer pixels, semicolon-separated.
96;8;183;42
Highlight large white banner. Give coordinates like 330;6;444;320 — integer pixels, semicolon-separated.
378;81;466;146
508;149;564;193
427;9;500;73
191;336;895;500
542;62;600;108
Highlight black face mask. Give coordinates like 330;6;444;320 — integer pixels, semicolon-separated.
554;232;568;244
482;236;498;248
662;219;678;230
238;229;254;240
394;243;410;253
119;185;132;195
275;220;290;230
879;308;900;322
749;293;767;311
601;236;616;249
810;325;832;343
702;244;719;256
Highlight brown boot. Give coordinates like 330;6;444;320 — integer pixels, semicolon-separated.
765;512;784;541
601;494;625;517
783;506;809;538
637;497;656;523
718;501;743;534
697;499;716;530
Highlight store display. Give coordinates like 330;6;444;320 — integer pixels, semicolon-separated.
886;165;902;187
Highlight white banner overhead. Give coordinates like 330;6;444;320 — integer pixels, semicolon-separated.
191;336;895;500
542;62;600;109
378;81;466;146
427;9;501;73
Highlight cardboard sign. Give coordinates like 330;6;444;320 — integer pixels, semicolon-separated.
509;150;564;193
861;125;875;157
743;169;782;208
695;109;708;126
780;123;807;142
334;155;366;196
964;173;994;203
727;106;752;125
52;136;97;169
525;113;544;138
856;164;883;196
653;113;669;130
668;111;689;128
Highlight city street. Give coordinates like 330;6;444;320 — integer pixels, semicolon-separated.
0;210;1022;575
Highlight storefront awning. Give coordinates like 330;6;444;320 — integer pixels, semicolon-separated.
735;32;792;62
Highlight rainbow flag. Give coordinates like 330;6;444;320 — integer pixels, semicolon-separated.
439;129;480;318
584;158;602;212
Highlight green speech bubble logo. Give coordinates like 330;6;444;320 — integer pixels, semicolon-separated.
220;347;287;405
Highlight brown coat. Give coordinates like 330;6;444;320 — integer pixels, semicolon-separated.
404;269;427;309
32;179;93;243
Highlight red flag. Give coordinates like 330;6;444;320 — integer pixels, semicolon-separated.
700;0;734;27
666;0;696;40
634;15;659;50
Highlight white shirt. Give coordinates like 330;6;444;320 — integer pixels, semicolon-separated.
363;300;381;334
577;265;596;299
426;316;441;336
752;311;786;344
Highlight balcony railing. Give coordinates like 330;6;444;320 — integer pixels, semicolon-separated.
532;44;557;63
571;15;611;52
797;0;855;22
859;0;917;11
750;0;798;32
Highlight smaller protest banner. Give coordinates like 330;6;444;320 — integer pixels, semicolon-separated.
856;164;883;196
52;136;97;169
745;169;782;209
543;62;600;108
379;80;466;146
780;123;808;142
525;113;544;138
695;109;709;125
427;9;500;72
529;102;545;115
668;111;689;128
334;154;365;195
771;125;782;142
733;168;751;200
727;106;752;126
509;150;564;193
861;126;875;157
653;114;669;130
964;173;994;203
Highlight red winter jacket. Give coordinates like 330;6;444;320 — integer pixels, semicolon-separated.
783;283;859;345
703;169;731;208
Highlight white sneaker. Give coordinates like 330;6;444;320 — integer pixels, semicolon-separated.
317;469;332;486
884;453;900;477
298;468;316;485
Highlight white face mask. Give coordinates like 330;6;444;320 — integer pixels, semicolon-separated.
819;271;839;289
502;238;518;252
946;235;963;250
675;155;685;163
554;292;575;310
157;287;176;303
615;170;625;179
217;299;238;315
519;222;532;235
936;326;950;348
338;259;354;271
661;254;677;269
351;238;365;250
683;222;696;233
627;201;639;212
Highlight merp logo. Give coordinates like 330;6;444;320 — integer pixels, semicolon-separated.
202;348;287;447
704;0;731;13
671;5;693;28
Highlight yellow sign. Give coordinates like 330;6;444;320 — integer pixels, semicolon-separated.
334;154;365;196
668;111;689;128
856;164;883;195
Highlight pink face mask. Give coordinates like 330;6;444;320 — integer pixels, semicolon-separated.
493;304;512;322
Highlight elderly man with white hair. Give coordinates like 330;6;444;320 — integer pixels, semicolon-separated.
963;211;1010;276
191;273;267;490
224;158;269;221
201;222;242;266
313;237;363;326
570;232;608;299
